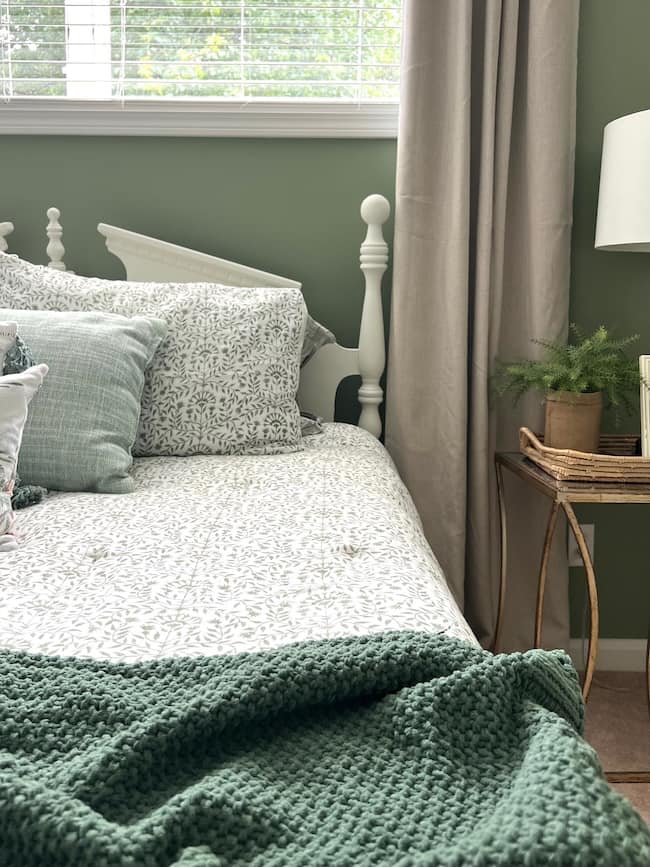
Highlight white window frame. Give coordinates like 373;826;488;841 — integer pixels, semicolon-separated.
0;97;399;137
0;0;400;138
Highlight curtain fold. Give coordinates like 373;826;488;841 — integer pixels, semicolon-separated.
386;0;580;651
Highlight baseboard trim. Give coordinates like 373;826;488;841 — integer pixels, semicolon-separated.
569;638;647;672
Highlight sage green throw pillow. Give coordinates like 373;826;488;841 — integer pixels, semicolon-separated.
0;309;167;494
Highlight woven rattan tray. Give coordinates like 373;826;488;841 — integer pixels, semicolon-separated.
519;427;650;482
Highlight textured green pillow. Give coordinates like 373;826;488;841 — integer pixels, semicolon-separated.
0;309;167;493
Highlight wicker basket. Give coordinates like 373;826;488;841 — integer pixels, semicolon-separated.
519;427;650;482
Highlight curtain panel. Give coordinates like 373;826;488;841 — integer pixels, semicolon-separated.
386;0;580;650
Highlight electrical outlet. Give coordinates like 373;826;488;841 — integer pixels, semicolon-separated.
568;523;595;567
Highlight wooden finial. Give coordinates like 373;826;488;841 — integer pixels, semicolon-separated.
0;222;14;254
46;207;66;271
357;195;390;437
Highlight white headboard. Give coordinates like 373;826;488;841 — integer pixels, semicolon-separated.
1;197;390;436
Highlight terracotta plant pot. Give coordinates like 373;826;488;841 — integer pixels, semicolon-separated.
544;390;603;453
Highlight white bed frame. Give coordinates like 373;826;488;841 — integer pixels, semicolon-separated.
0;195;390;437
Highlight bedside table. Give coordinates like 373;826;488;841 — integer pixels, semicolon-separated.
493;452;650;710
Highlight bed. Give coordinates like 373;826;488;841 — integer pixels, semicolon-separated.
0;201;648;866
0;196;474;660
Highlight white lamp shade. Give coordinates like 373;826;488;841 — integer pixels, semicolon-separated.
595;109;650;252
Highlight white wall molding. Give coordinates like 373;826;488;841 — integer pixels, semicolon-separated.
569;638;647;672
0;99;399;138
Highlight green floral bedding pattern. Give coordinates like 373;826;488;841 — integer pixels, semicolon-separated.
5;425;476;661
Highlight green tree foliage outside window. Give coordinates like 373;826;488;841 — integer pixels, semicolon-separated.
1;0;401;100
2;3;67;97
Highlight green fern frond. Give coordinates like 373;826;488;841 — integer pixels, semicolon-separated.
493;325;642;421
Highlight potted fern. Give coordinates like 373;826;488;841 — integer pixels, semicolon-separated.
494;326;641;453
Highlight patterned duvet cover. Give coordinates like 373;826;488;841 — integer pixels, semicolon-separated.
1;424;476;661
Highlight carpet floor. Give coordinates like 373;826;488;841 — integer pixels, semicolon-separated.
584;671;649;825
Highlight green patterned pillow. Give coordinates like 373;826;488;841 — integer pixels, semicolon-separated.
0;257;306;457
0;309;167;493
4;332;34;375
301;316;335;366
0;322;17;371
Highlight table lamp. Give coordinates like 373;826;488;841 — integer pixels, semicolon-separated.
595;108;650;455
595;108;650;251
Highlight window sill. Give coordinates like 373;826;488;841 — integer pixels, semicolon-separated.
0;98;399;138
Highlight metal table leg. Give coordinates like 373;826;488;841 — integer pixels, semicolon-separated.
534;501;560;648
493;460;507;654
563;502;599;702
646;619;650;719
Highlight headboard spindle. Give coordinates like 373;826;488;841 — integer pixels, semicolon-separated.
0;222;14;254
46;207;66;271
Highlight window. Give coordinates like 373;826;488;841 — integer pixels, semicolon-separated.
0;1;402;136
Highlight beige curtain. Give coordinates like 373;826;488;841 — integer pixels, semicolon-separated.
386;0;580;651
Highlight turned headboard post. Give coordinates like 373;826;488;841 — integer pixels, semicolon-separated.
46;207;66;271
357;195;390;438
0;222;14;254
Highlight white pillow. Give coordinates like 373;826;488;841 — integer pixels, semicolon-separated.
0;364;48;551
0;256;306;457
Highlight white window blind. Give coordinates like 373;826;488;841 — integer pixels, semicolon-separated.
1;1;401;102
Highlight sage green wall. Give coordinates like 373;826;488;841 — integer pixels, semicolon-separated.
0;136;396;423
569;0;650;639
3;2;648;640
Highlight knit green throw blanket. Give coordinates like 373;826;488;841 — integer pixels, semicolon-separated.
1;633;648;867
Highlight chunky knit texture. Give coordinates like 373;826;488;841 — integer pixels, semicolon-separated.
0;632;648;867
